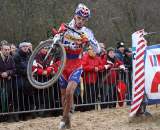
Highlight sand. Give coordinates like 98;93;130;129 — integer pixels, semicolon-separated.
0;105;160;130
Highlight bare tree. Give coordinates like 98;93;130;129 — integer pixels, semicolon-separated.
0;0;160;46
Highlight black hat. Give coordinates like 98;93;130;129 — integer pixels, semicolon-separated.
117;41;125;49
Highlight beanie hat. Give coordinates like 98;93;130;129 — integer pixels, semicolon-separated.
106;47;115;55
117;42;125;49
19;42;31;48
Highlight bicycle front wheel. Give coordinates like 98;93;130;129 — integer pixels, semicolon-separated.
27;39;66;89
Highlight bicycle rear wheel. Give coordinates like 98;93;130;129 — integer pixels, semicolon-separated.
27;39;66;89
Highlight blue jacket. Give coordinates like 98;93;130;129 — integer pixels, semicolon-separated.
115;49;125;63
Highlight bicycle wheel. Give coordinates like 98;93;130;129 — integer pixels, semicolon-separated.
27;39;66;89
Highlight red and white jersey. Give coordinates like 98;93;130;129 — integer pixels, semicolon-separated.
62;19;101;58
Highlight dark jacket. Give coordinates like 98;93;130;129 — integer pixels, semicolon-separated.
0;52;15;79
13;49;34;95
13;49;30;77
124;55;132;71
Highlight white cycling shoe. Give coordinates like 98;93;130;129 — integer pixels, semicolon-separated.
58;116;71;130
59;120;66;130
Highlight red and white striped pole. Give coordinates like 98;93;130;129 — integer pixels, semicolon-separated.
130;29;147;117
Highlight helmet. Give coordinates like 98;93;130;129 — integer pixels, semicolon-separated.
75;3;91;19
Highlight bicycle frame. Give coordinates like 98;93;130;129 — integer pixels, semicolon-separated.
44;23;86;62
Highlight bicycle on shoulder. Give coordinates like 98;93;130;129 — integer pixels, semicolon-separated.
27;23;88;89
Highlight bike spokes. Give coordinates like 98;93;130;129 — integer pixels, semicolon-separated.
27;40;66;89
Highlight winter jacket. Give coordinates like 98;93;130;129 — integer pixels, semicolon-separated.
13;49;30;77
115;49;125;63
32;52;60;76
105;57;123;85
82;53;105;84
0;52;15;79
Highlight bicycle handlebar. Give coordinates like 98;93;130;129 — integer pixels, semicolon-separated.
63;23;82;36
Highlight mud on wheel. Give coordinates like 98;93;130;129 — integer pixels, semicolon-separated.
27;39;66;89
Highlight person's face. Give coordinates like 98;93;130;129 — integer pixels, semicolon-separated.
101;45;106;54
1;45;10;57
88;46;96;57
40;48;47;55
11;45;16;53
20;46;29;53
28;45;32;51
119;47;125;53
108;50;115;58
126;52;132;57
74;15;88;29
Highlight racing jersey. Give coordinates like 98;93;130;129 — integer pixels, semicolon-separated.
59;19;101;85
62;19;101;58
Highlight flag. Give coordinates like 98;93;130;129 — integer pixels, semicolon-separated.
117;80;127;107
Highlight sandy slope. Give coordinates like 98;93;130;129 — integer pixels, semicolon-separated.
0;105;160;130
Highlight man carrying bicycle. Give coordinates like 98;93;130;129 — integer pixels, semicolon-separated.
58;3;101;129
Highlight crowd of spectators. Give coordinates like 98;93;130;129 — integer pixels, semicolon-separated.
0;39;132;122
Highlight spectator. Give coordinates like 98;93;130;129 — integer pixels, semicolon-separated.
99;43;107;65
14;42;30;76
26;42;32;55
0;40;8;51
32;47;60;110
124;48;132;70
10;44;17;56
0;40;8;45
32;47;55;77
13;42;34;113
124;48;132;105
82;46;104;109
104;47;125;108
0;43;15;113
115;41;125;63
